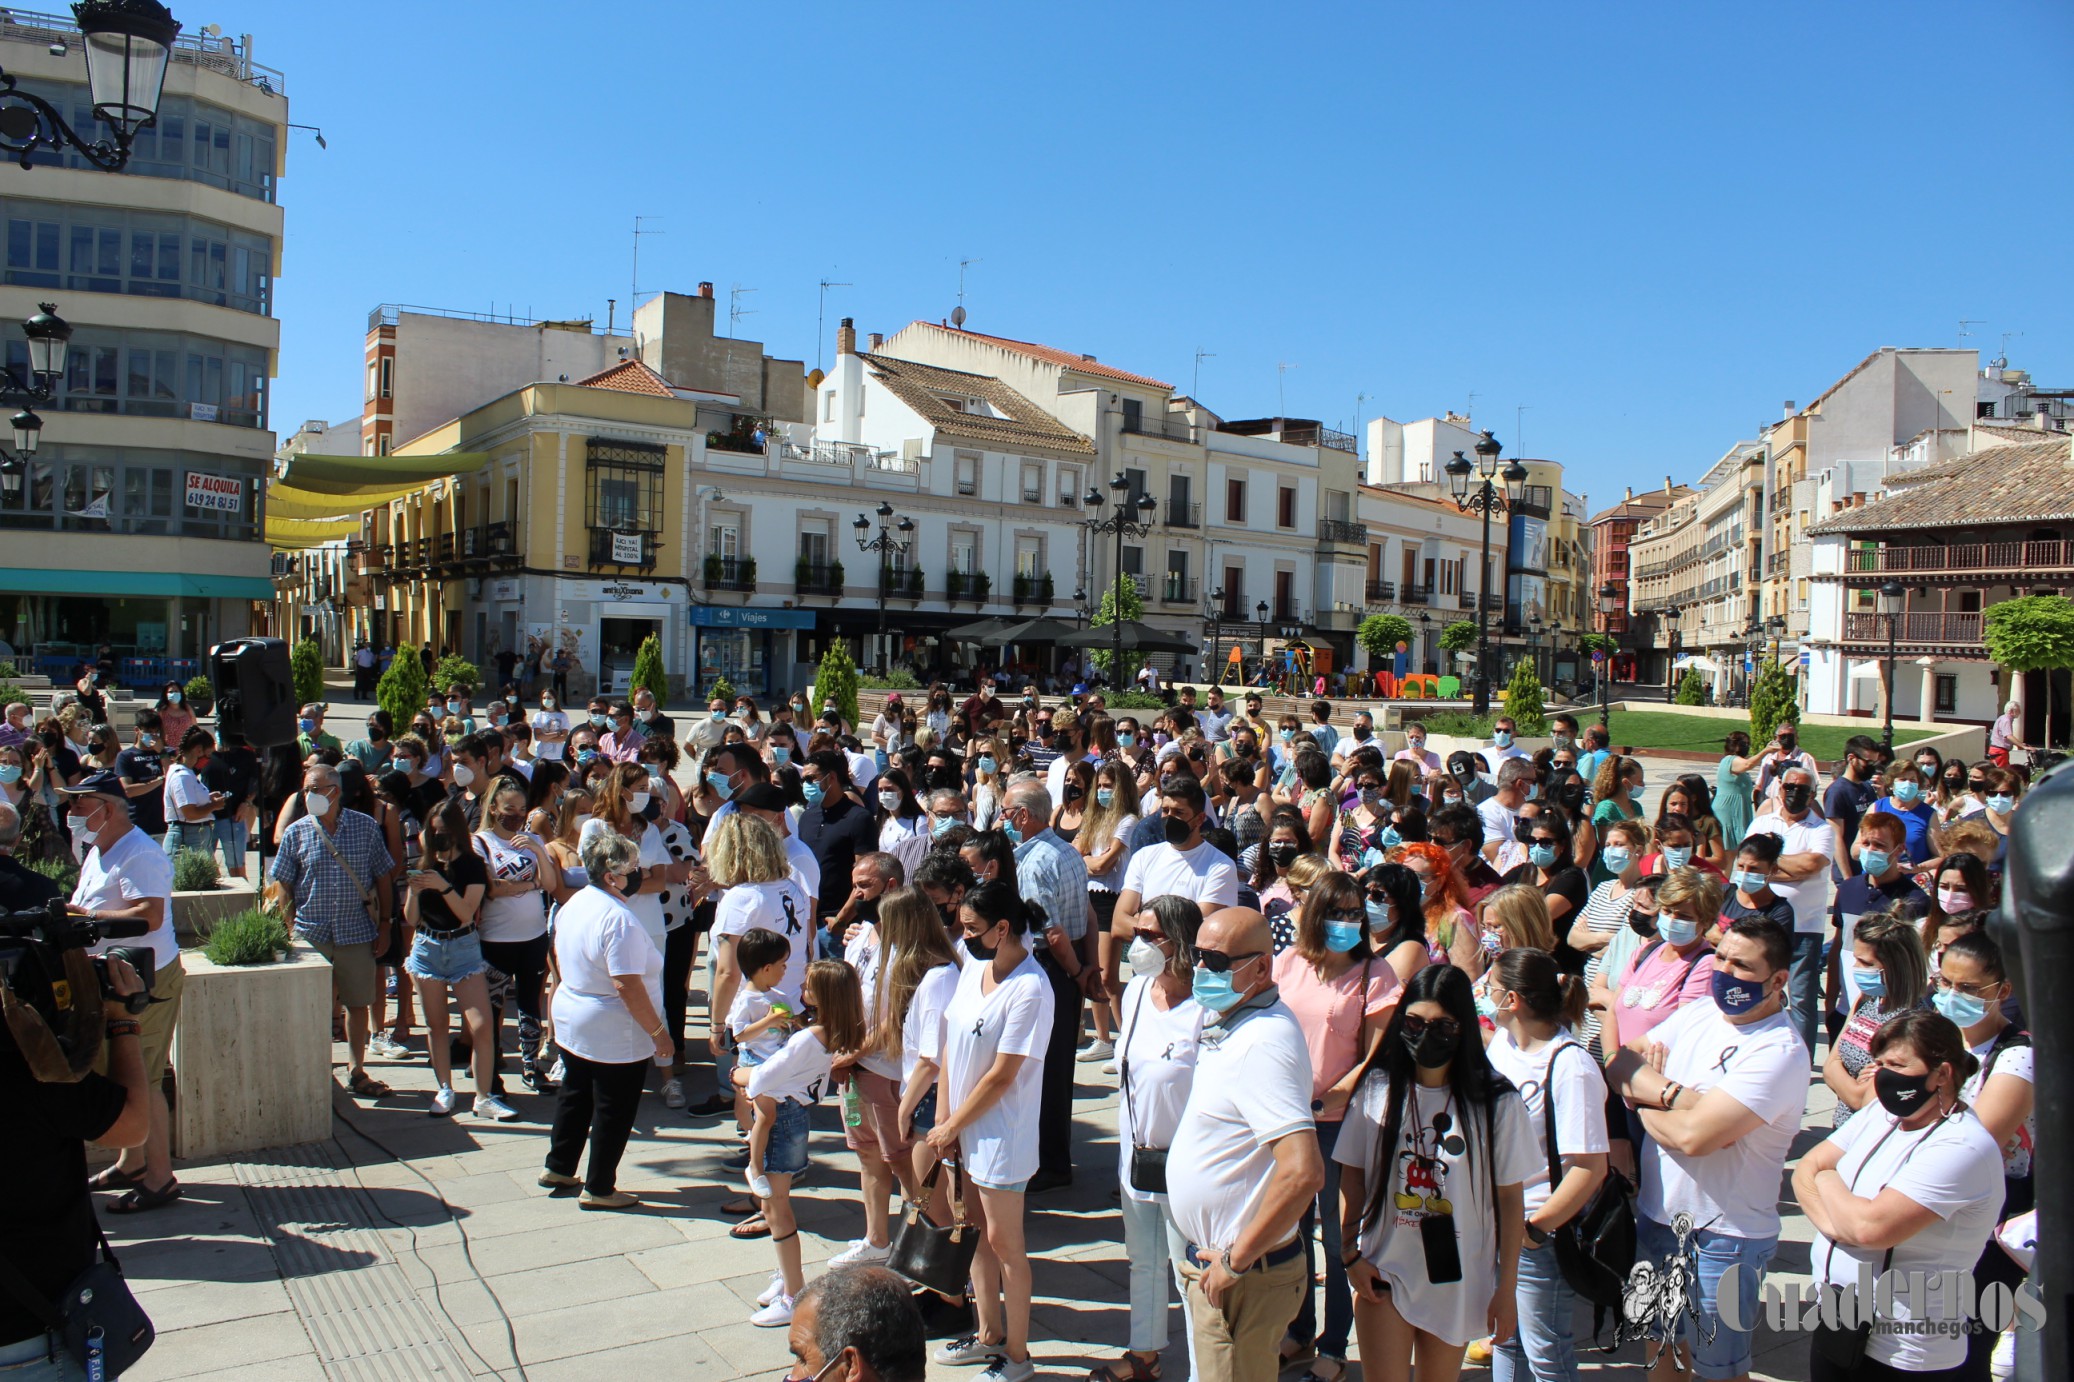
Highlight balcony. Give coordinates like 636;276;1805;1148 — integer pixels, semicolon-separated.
704;556;757;592
1165;500;1201;529
1514;485;1554;517
706;421;767;456
589;528;655;570
946;570;991;604
1840;611;1983;646
1273;601;1306;624
1365;579;1395;602
1271;422;1357;454
1402;584;1429;605
435;531;457;565
1122;412;1197;444
1159;575;1199;605
1012;573;1056;606
1317;518;1369;546
1843;539;2074;581
796;559;844;595
880;566;925;600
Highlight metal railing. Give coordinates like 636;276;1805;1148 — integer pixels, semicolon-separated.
1274;601;1306;623
1270;422;1358;454
1165;500;1201;528
0;10;289;94
781;441;867;468
1402;584;1429;604
1845;539;2074;576
1365;579;1395;602
869;451;920;474
796;561;844;594
1317;518;1369;545
1160;575;1199;604
1013;573;1057;605
705;557;756;591
1122;412;1197;443
1840;611;1984;643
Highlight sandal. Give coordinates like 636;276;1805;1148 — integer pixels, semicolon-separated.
1300;1357;1348;1382
348;1071;392;1099
728;1214;771;1240
108;1179;182;1214
87;1165;144;1193
720;1196;759;1216
1088;1352;1162;1382
1278;1337;1316;1372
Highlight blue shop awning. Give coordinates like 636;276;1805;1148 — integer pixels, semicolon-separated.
0;569;276;600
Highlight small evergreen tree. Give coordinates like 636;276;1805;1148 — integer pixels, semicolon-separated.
815;638;860;731
705;674;736;702
1503;657;1548;734
1357;613;1414;670
1088;574;1146;678
1674;668;1709;706
1985;594;2074;735
1749;658;1799;744
1439;621;1478;658
376;641;428;731
630;633;668;705
431;654;481;695
289;639;324;709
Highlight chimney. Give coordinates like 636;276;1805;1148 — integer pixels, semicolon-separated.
1625;486;1634;501
697;281;714;299
836;317;857;356
1663;475;1672;494
867;332;884;351
1782;400;1796;419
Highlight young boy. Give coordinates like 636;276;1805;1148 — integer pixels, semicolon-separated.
726;928;797;1197
1717;833;1795;942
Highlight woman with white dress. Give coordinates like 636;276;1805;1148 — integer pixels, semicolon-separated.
922;881;1055;1382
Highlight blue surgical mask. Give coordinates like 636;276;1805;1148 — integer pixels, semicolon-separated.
1118;732;1135;748
1711;967;1770;1016
1601;845;1631;875
1987;794;2015;814
1378;824;1402;849
705;770;732;801
297;718;315;733
589;713;607;728
1859;848;1892;876
446;700;463;714
1192;966;1243;1012
1492;730;1513;748
712;709;727;721
772;746;791;765
1893;781;1921;804
0;764;18;785
1851;967;1886;999
1323;920;1363;952
1365;899;1392;932
978;756;997;775
1529;843;1558;869
390;757;412;774
1660;914;1700;947
1001;816;1023;845
1278;729;1293;742
931;815;960;838
803;780;825;806
1733;869;1768;893
1096;788;1114;808
575;748;597;765
1663;845;1693;870
1933;987;1990;1028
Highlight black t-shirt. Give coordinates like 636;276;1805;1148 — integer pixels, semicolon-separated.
1503;862;1592;972
1822;775;1879;875
798;795;878;915
0;1050;126;1346
202;745;261;819
114;746;167;835
41;738;81;790
417;850;489;932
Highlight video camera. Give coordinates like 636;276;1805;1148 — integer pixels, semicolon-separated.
0;897;155;1082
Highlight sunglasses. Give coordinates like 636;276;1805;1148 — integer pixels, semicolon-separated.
1131;928;1168;946
1401;1013;1461;1045
1195;948;1263;974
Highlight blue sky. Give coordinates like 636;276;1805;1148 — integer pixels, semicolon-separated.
227;0;2071;506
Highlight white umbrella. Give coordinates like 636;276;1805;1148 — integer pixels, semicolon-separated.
1674;654;1721;673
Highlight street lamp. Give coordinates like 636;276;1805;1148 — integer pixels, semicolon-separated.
0;303;73;491
1081;474;1159;686
1665;604;1684;697
1074;587;1088;630
853;501;914;672
1202;586;1225;685
1445;430;1527;715
1417;610;1431;675
1879;580;1906;750
0;0;180;172
1596;581;1620;728
1256;599;1270;684
1528;613;1544;686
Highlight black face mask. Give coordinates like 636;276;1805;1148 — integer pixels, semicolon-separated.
1777;736;1797;753
939;902;961;932
1353;725;1371;741
1268;843;1300;866
1403;1021;1457;1069
1873;1066;1936;1119
1064;784;1084;803
1780;784;1813;813
640;797;663;822
1164;816;1194;848
964;924;1001;961
1629;907;1659;938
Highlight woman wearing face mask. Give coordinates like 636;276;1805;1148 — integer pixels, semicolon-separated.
545;787;594;908
1585;874;1665;1062
1399;840;1483;974
1564;819;1649;1049
732;696;765;744
0;741;61;864
1362;863;1432;988
1869;763;1937;863
1964;766;2022;847
1272;871;1403;1382
580;763;678;954
1715;731;1760;849
1252;810;1318;952
530;687;570;764
1794;1009;2006;1382
1336;766;1398;871
968;736;1004;833
1073;759;1137;1065
1923;854;1994;935
923;686;955;742
1605;867;1718;1077
1823;909;1932;1128
1654;785;1721;874
1094;895;1204;1382
958;830;1016;889
475;783;562;1094
873;766;930;877
405;800;513;1120
1336;963;1537;1382
1589;755;1644;836
1504;810;1589;946
1470;885;1556;1024
155;680;196;749
1640;811;1720;881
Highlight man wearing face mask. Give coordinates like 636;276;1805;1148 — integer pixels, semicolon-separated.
1825;812;1924;1039
1165;907;1324;1381
1749;765;1836;1057
296;702;342;757
1755;723;1820;812
1483;714;1530;771
599;700;646;764
1821;734;1883;883
446;730;526;831
630;687;674;745
1112;776;1241;989
1477;759;1536;867
1429;804;1503;907
798;752;878;927
1605;915;1809;1382
827;852;902;960
1547;712;1579;759
781;1264;927;1382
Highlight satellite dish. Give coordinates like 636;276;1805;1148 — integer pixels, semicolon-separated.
950;306;966;328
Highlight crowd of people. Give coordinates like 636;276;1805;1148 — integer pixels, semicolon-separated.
9;666;2044;1382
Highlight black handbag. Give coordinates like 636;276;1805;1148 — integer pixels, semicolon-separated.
887;1158;980;1296
1121;983;1169;1194
0;1216;155;1377
1539;1041;1637;1341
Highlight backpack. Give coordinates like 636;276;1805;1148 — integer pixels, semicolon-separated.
1541;1041;1638;1343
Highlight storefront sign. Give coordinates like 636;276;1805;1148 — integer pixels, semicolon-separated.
558;579;679;605
185;471;243;513
689;605;816;630
489;578;523;603
610;532;644;564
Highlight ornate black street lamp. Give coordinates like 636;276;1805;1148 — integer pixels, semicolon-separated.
0;1;181;172
1596;581;1620;728
1879;580;1906;750
1257;599;1271;682
853;501;913;672
1082;474;1158;686
1444;430;1528;715
0;303;73;495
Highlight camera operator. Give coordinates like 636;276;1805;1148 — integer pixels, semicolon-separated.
0;955;151;1378
0;803;59;912
59;771;182;1215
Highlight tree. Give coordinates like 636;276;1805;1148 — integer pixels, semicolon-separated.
1984;594;2074;736
1439;620;1478;658
704;675;736;702
375;641;428;732
432;654;481;695
814;637;859;732
289;640;324;709
1503;657;1547;734
1088;573;1145;678
630;633;668;705
1749;658;1799;745
1357;613;1414;669
1579;631;1619;658
1674;668;1709;706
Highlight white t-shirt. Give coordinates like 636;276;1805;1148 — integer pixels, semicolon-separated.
727;985;787;1063
473;830;548;943
1963;1032;2034;1182
1121;841;1240;910
901;962;962;1086
845;923;901;1081
713;877;815;1007
1478;796;1522;859
1485;1032;1611;1218
783;832;821;899
548;886;663;1065
1334;1073;1540;1347
845;748;879;789
1639;1001;1808;1238
578;816;669;944
1810;1107;2005;1370
939;951;1055;1187
1166;1002;1315;1251
1115;976;1206;1203
162;761;211;829
748;1027;835;1107
878;813;930;878
530;709;570;760
1087;814;1138;892
1748;811;1837;933
75;827;176;970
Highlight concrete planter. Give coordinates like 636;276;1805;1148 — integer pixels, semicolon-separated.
171;874;259;944
170;940;333;1160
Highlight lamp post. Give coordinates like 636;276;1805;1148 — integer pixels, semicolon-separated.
1444;430;1528;715
1664;604;1683;699
1878;580;1905;750
1202;586;1225;685
1528;613;1544;686
1082;474;1159;687
0;0;180;172
0;303;73;497
853;501;914;673
1074;587;1088;630
1596;581;1620;729
1417;610;1431;675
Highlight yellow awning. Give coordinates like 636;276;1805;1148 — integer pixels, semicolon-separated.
265;516;360;548
272;452;491;495
266;479;428;520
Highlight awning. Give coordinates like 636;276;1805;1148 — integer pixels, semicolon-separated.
0;568;275;600
271;452;491;495
265;479;428;519
1674;654;1722;673
265;516;360;548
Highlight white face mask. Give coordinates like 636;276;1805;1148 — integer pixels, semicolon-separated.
1126;937;1167;978
304;792;332;817
877;790;901;812
452;763;476;788
627;791;651;815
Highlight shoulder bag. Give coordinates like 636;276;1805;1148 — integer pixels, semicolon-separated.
1540;1040;1637;1343
887;1157;981;1296
314;818;393;963
1121;982;1168;1194
1811;1118;1938;1370
0;1214;154;1377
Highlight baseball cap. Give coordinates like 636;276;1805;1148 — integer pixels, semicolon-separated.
737;783;790;813
58;768;132;808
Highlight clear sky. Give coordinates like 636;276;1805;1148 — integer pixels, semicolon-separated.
223;0;2071;506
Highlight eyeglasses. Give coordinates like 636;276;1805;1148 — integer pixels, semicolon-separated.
1194;948;1263;974
1401;1013;1461;1045
1930;974;2000;998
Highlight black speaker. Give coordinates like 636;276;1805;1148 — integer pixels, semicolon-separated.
208;637;296;749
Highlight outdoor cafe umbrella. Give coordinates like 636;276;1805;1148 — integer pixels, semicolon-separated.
944;617;1015;643
981;616;1084;647
1055;621;1198;655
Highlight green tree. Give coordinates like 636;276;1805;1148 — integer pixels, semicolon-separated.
1503;656;1547;734
289;639;324;709
1749;658;1799;744
705;675;736;702
630;633;668;705
1439;620;1478;657
432;654;481;695
1579;631;1619;658
375;641;428;731
1357;613;1414;669
815;637;860;732
1674;667;1709;706
1088;573;1146;678
1984;594;2074;734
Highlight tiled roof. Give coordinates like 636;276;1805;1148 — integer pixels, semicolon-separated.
1807;437;2074;535
905;321;1172;389
1975;421;2066;448
1587;488;1693;525
573;359;676;398
862;354;1096;455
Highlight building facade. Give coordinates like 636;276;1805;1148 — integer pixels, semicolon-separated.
1588;480;1692;680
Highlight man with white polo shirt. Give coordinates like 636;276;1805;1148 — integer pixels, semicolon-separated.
1747;764;1835;1057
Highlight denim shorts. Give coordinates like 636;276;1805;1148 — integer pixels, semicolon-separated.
1637;1215;1778;1381
907;1084;938;1136
765;1098;811;1177
970;1170;1030;1193
406;928;488;985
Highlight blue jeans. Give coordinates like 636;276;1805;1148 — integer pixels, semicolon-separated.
1120;1190;1189;1354
407;929;488;985
163;820;212;859
1292;1116;1351;1360
1788;931;1824;1060
214;816;249;873
1637;1216;1778;1381
1493;1239;1579;1382
0;1335;84;1379
765;1099;810;1177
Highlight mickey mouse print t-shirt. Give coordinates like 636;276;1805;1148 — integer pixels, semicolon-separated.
714;876;815;1007
939;950;1056;1189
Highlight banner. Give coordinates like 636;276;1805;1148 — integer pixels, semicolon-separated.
185;471;244;513
610;532;643;564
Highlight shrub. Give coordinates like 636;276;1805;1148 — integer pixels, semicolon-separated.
813;639;859;730
0;681;23;709
1439;621;1478;656
1419;710;1495;738
376;643;428;735
172;848;221;892
630;633;667;705
1503;658;1548;734
1579;632;1619;658
1749;658;1799;744
0;660;15;678
859;670;923;691
289;640;324;708
704;675;736;703
202;907;290;966
1356;613;1414;669
1673;668;1709;706
1102;690;1169;711
432;654;481;694
25;854;77;895
183;673;213;706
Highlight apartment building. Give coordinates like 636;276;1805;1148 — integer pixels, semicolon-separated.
1588;480;1692;679
0;11;288;681
1354;485;1483;673
1629;445;1764;700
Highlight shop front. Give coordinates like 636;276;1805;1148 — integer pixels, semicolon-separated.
691;604;817;701
0;567;266;685
522;577;685;700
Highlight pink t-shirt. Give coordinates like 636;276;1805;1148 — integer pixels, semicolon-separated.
1271;948;1401;1122
1608;940;1717;1049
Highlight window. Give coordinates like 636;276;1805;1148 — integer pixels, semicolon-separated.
1935;675;1958;715
1440;558;1456;595
951;530;977;574
1121;545;1144;576
1124;468;1148;505
799;525;830;565
709;523;739;559
1979;401;1996;419
824;390;835;422
1059;466;1082;506
6;198;276;312
1168;473;1191;508
1222;565;1244;617
378;358;393;400
1021;461;1044;504
1015;537;1045;577
1121;398;1142;431
1277;486;1296;528
367;361;379;401
955;451;978;497
585;438;665;535
1226;477;1247;523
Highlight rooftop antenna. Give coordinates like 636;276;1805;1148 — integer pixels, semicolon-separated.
816;276;852;372
954;257;981;328
728;283;757;339
605;297;616;334
1193;347;1215;399
1516;404;1531;460
1355;390;1371;457
1959;318;1985;348
631;215;663;318
1277;362;1297;418
1999;331;2023;369
1466;390;1480;421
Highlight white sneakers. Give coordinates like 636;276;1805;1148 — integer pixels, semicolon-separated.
474;1094;520;1122
827;1239;891;1269
1075;1039;1114;1062
661;1077;685;1109
367;1031;409;1059
749;1292;795;1327
428;1087;457;1117
756;1271;788;1307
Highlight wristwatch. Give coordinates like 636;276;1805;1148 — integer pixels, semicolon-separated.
1523;1219;1549;1247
